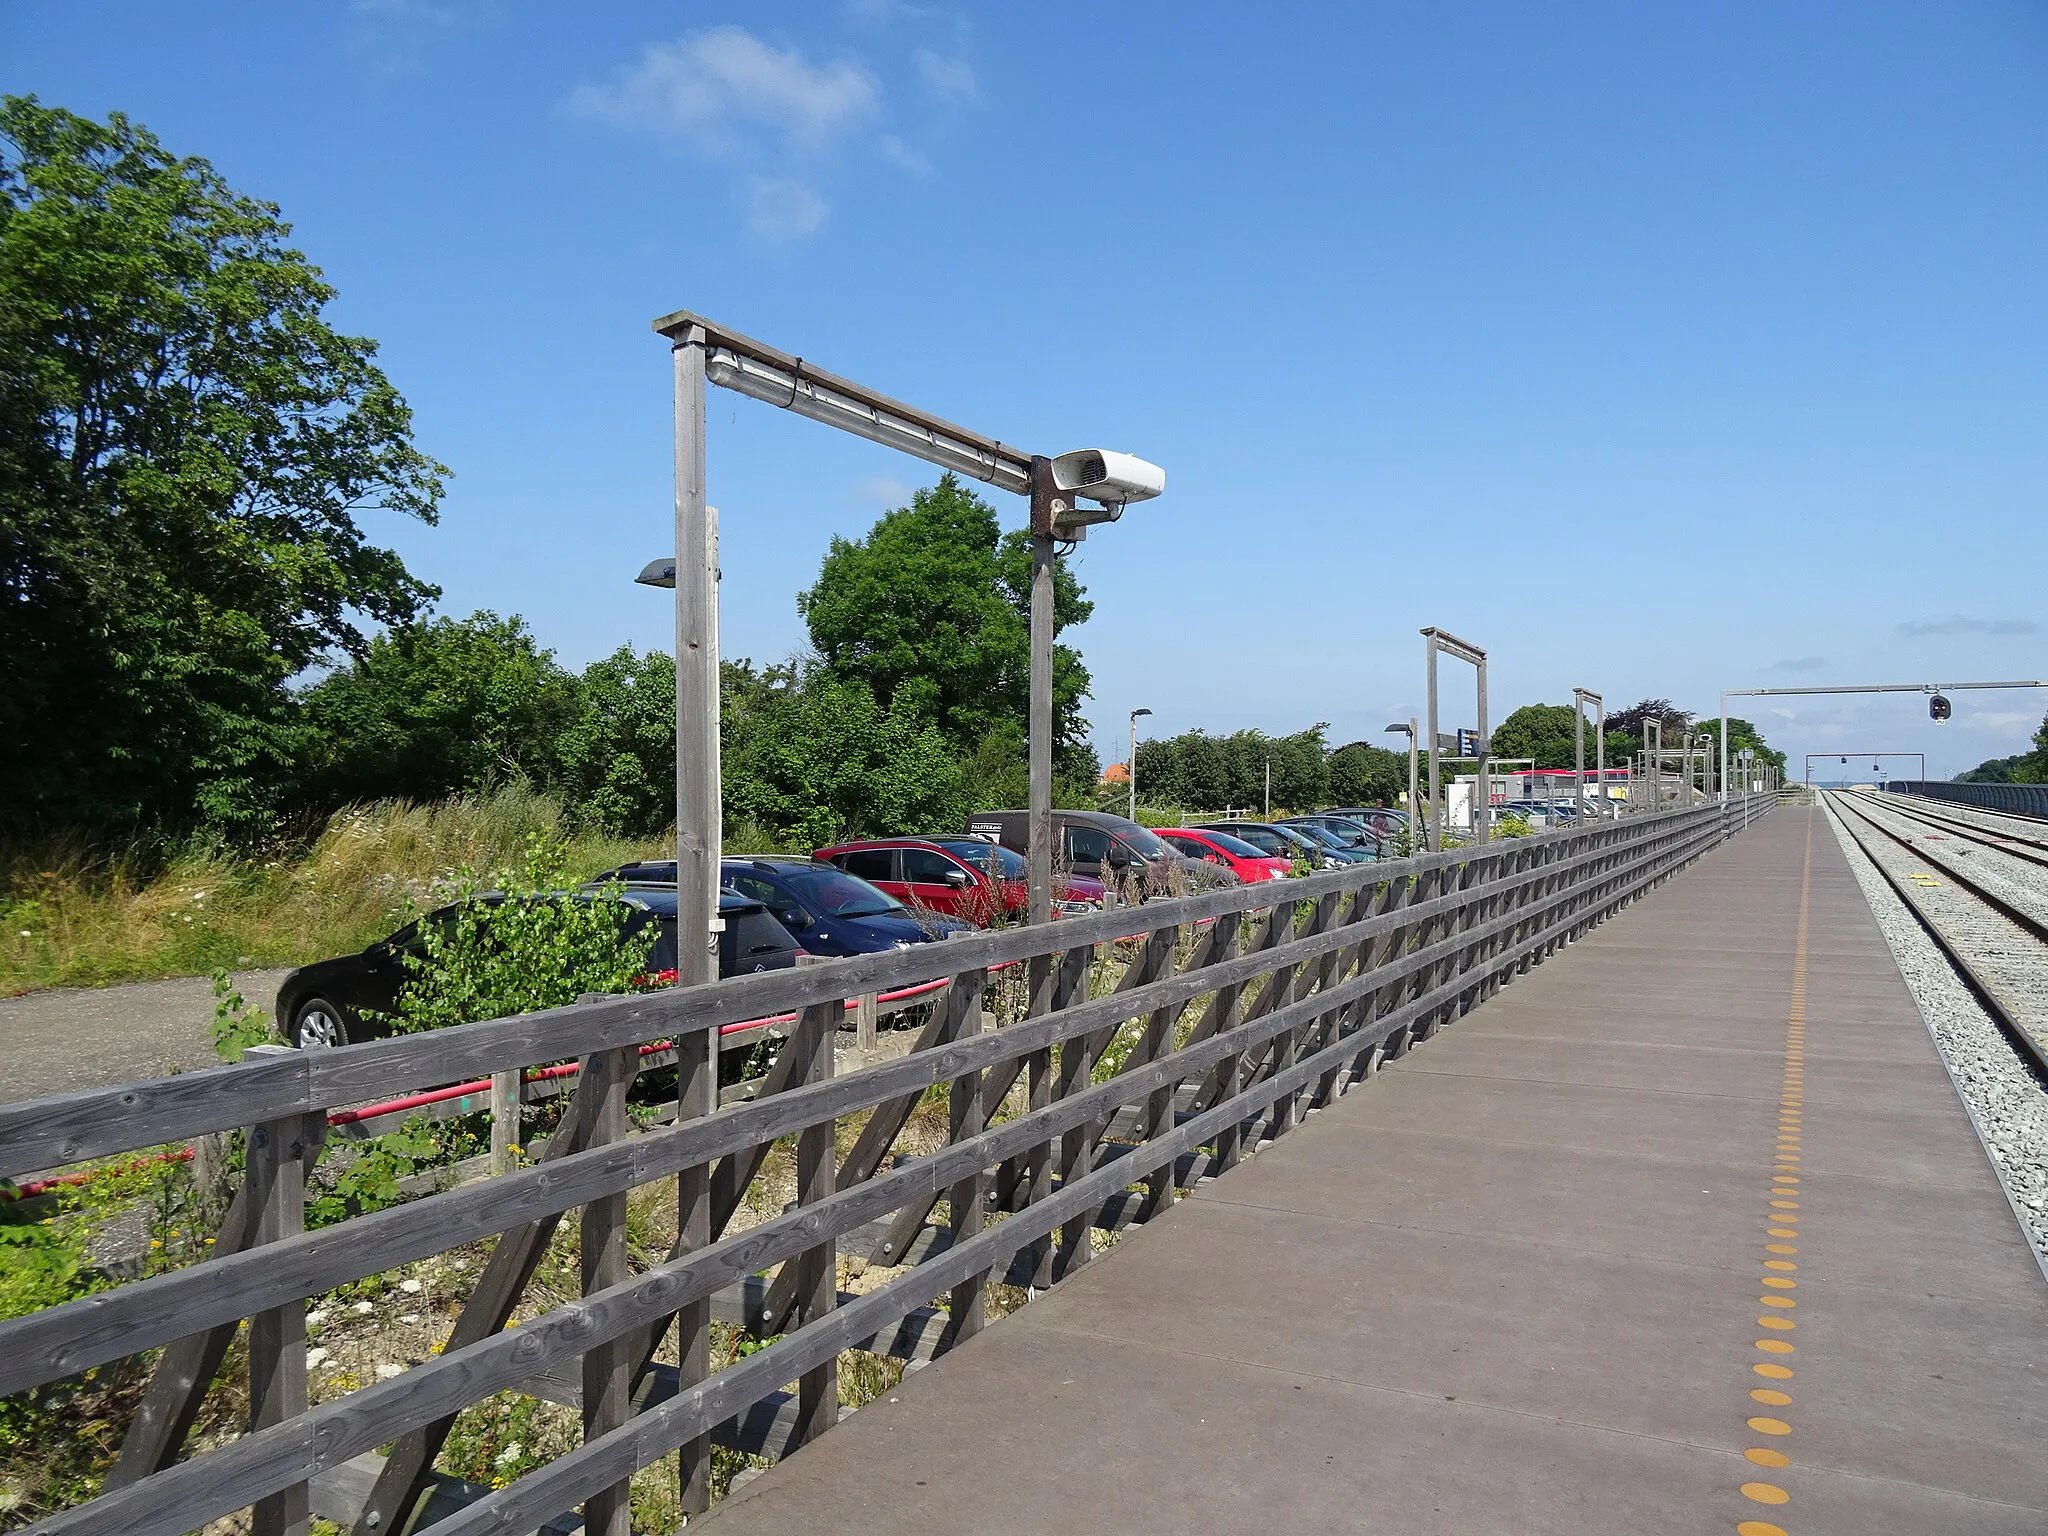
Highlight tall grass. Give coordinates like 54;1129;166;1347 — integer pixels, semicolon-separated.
0;786;664;997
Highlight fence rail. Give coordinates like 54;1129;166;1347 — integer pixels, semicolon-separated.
0;797;1773;1536
1886;780;2048;818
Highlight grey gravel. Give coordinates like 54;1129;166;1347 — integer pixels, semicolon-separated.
1827;800;2048;1274
1850;793;2048;929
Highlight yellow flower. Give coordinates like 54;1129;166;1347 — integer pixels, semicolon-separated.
149;1240;162;1250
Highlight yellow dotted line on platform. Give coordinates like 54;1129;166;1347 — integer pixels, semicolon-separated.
1735;813;1813;1536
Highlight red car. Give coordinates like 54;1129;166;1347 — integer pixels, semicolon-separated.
1156;828;1294;884
814;837;1105;925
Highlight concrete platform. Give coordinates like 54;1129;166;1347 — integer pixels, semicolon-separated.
705;809;2048;1535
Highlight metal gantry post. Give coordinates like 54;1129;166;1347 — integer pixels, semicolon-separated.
1425;637;1441;851
668;325;720;1516
1027;459;1057;927
1573;688;1604;824
673;327;720;987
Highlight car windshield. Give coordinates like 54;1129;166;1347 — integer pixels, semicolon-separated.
1293;824;1348;849
1202;830;1269;859
775;865;903;917
1118;824;1171;860
937;840;1025;879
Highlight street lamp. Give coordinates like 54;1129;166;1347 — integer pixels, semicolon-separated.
1384;721;1419;846
654;308;1163;935
1127;707;1152;821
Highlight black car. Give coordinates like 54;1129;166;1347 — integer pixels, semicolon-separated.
274;887;801;1048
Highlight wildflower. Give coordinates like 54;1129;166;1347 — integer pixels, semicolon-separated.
149;1240;161;1250
495;1444;524;1466
204;1237;215;1246
16;930;28;939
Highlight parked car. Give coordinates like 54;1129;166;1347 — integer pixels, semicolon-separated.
813;837;1103;923
1155;828;1294;883
1282;814;1383;852
1193;821;1350;871
1284;820;1377;863
1324;807;1409;840
964;809;1201;899
275;888;800;1048
720;857;975;954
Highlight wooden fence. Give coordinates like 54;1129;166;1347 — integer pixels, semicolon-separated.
0;798;1771;1536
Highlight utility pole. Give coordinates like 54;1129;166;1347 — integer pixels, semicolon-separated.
1263;758;1272;820
1127;707;1151;822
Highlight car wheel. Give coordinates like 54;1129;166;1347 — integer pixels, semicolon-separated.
292;998;350;1049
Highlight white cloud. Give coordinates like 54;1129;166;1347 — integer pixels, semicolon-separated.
742;177;830;241
879;133;933;175
1897;614;2039;637
912;48;978;104
568;27;879;160
856;475;913;505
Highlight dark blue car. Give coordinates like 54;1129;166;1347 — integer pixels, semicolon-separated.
721;857;972;955
597;857;971;957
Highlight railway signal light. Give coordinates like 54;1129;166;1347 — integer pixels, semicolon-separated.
1930;693;1951;722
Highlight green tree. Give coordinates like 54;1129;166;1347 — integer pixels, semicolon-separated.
296;612;576;809
552;645;679;837
798;475;1094;769
1134;725;1330;813
1690;716;1788;778
1326;741;1405;805
0;98;445;837
1487;703;1583;769
723;664;966;847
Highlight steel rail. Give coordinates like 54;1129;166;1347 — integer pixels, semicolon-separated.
1827;792;2048;1078
1871;795;2048;870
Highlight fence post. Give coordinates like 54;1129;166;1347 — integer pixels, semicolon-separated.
489;1070;520;1176
579;1045;636;1536
945;969;990;1343
792;1001;840;1445
674;1018;716;1516
244;1058;321;1536
854;991;879;1051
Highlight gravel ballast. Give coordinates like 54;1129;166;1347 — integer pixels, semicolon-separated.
1826;800;2048;1275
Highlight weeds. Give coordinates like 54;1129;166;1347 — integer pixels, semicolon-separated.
1;786;662;997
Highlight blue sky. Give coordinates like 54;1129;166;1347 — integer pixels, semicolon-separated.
9;1;2048;779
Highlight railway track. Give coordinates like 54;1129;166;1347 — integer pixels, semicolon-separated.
1865;791;2048;874
1827;791;2048;1076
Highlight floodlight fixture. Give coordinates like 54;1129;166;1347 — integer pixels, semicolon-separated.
635;558;677;589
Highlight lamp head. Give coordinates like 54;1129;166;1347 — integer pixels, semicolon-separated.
635;558;678;589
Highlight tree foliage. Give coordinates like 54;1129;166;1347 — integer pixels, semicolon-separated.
0;97;445;839
1487;704;1583;770
1133;726;1331;813
1961;714;2048;783
382;838;655;1034
723;662;966;848
296;612;576;809
799;475;1094;768
1326;741;1406;805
